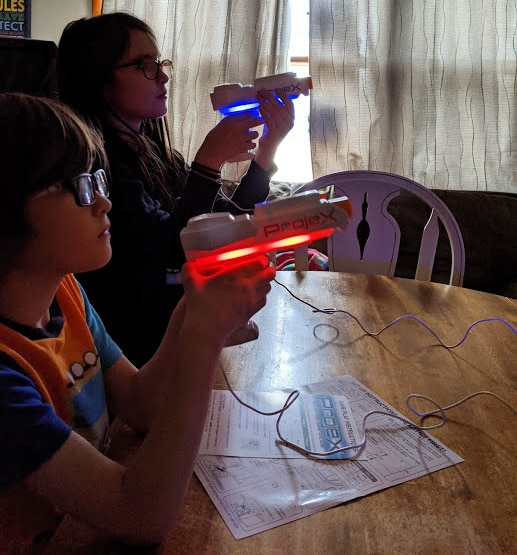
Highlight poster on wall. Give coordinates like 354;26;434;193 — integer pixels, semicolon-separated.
0;0;30;38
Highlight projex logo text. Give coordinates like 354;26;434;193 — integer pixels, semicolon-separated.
266;83;303;95
262;209;340;237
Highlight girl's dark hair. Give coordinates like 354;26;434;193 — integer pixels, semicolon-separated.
0;92;106;277
57;12;185;211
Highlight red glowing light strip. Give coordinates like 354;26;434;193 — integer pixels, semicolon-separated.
193;228;334;267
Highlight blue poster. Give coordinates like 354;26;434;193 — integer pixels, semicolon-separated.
0;0;30;38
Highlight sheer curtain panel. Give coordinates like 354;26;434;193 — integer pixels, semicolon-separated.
309;0;516;192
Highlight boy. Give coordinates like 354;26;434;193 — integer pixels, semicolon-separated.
0;92;275;552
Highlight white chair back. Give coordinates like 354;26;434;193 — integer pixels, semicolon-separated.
293;170;465;286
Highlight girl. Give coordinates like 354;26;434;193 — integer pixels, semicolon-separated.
0;92;275;553
57;12;294;366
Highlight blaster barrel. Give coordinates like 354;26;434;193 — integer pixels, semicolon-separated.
180;191;351;267
210;71;313;117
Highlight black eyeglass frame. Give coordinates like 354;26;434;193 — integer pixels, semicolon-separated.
63;169;110;207
115;58;173;80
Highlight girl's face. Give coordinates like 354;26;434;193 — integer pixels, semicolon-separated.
105;29;170;131
18;180;112;278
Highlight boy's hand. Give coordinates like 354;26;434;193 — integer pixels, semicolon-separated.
181;254;276;340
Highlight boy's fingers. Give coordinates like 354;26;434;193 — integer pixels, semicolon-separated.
184;254;273;279
217;254;272;277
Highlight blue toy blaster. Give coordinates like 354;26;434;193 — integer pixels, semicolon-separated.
210;71;312;117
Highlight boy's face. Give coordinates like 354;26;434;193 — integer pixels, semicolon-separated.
17;182;112;278
105;29;169;131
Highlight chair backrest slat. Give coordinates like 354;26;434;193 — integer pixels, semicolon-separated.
415;209;439;282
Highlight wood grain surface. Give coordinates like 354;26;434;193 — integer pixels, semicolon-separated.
84;273;517;554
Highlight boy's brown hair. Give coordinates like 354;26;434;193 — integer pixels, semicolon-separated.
0;92;106;277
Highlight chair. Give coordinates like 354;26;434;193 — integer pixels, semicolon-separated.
292;170;465;286
0;37;57;97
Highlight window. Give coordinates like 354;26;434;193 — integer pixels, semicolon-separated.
273;0;311;184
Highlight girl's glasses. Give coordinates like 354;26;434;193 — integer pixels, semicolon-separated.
63;169;110;206
115;58;173;80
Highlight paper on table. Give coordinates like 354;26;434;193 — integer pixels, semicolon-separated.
194;375;463;540
198;390;363;459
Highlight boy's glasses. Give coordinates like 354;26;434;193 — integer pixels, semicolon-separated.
115;58;173;80
63;169;110;207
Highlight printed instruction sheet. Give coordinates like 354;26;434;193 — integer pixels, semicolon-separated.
194;375;463;539
198;390;363;459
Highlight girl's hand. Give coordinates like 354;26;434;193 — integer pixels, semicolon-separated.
254;88;295;171
194;114;262;170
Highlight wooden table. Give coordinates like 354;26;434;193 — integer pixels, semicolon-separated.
110;272;516;554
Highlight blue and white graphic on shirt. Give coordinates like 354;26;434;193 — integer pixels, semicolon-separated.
65;349;110;452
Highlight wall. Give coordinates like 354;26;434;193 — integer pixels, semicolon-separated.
31;0;91;45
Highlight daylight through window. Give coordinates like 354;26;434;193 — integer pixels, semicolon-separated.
273;0;312;184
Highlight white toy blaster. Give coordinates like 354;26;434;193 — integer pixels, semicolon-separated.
210;71;313;117
180;190;352;268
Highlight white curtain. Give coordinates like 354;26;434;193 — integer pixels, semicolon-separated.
309;0;516;192
103;0;290;180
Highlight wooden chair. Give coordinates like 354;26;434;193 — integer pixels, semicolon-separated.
292;170;465;286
